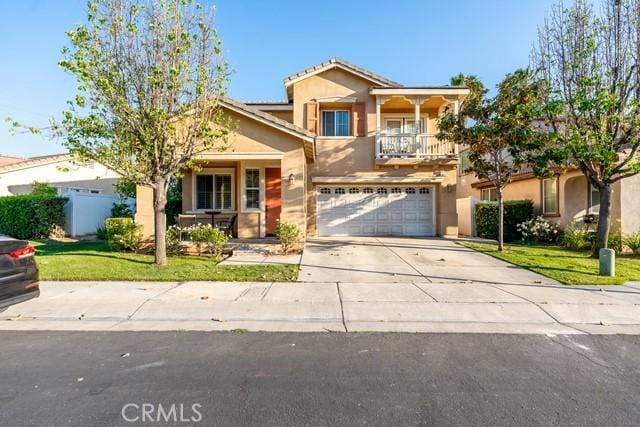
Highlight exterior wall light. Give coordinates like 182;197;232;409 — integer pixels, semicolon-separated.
288;174;295;185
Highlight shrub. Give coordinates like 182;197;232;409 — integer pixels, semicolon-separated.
0;194;68;239
517;216;560;243
105;218;142;252
275;221;301;254
475;200;534;242
187;224;229;256
166;225;184;255
206;227;229;257
110;202;133;218
188;224;211;255
561;222;591;250
31;182;58;197
96;225;108;240
623;231;640;255
606;228;623;254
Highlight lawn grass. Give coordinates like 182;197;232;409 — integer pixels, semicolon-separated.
462;241;640;285
31;240;299;282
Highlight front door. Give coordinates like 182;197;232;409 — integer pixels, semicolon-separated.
265;168;282;235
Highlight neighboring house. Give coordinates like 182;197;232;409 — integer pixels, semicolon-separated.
0;153;128;237
0;153;121;196
135;58;470;239
456;148;640;236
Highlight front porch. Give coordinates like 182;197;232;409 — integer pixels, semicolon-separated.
179;156;285;239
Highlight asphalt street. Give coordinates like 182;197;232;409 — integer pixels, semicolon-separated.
1;332;639;426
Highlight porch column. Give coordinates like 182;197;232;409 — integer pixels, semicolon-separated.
414;96;422;155
453;100;460;154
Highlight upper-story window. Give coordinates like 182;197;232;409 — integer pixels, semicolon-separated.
321;110;350;136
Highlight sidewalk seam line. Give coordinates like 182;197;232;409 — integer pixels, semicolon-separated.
111;281;185;328
376;238;432;283
485;283;591;335
337;282;348;332
411;281;439;302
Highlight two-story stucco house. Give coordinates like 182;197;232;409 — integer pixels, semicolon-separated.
135;59;470;239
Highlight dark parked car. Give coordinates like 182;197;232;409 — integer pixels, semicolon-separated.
0;236;39;311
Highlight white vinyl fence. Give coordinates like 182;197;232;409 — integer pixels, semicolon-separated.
64;192;135;237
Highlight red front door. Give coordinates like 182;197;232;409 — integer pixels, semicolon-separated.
265;168;282;235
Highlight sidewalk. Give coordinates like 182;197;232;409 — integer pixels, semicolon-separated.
1;281;640;334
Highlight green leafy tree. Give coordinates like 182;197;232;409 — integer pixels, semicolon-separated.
532;0;640;254
438;70;549;250
11;0;231;265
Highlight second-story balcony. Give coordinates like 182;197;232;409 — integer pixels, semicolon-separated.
376;133;456;159
369;87;468;165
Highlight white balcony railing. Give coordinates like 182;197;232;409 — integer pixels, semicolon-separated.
375;133;457;159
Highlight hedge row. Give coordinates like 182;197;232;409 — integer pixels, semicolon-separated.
475;200;534;242
0;194;68;239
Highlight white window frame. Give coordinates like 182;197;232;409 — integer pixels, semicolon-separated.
481;187;497;202
381;113;429;134
320;110;351;137
589;184;600;214
542;177;559;215
191;168;235;212
242;167;263;212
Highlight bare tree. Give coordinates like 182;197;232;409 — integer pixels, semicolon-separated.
14;0;232;265
532;0;640;254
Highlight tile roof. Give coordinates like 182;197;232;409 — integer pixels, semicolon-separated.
284;58;402;88
0;155;25;167
220;97;314;140
0;153;71;173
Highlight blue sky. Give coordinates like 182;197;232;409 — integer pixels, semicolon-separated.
0;0;557;157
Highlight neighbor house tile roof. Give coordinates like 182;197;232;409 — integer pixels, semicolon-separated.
0;155;25;167
0;153;71;173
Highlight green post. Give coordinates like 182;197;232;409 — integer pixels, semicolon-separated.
599;248;615;277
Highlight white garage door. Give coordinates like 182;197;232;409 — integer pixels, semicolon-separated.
317;185;435;237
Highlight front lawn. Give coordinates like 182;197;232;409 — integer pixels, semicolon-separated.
462;241;640;286
32;241;299;282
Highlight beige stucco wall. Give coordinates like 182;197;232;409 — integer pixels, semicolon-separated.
620;173;640;233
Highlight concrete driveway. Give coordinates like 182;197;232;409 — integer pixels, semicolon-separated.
298;236;558;285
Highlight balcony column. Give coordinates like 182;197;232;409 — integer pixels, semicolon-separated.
414;96;422;155
375;96;382;157
453;100;460;154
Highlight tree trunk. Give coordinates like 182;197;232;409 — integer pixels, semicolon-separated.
153;176;169;266
593;182;612;257
497;187;504;251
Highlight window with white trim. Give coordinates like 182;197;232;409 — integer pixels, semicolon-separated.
589;184;600;213
481;187;498;202
319;188;331;194
245;169;260;210
334;188;345;194
196;174;233;210
542;177;558;215
321;110;350;136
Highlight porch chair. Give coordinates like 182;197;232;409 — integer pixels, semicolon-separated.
215;214;237;238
